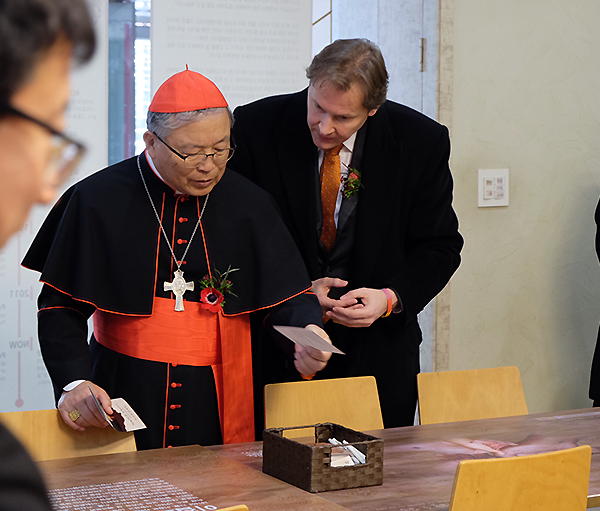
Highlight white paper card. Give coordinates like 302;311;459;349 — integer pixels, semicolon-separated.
110;398;147;432
273;326;345;354
87;383;146;432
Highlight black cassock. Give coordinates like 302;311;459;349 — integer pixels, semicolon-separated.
23;152;322;449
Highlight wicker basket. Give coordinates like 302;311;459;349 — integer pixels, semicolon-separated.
262;423;383;493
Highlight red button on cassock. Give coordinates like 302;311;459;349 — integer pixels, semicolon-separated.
170;404;181;410
170;382;182;388
168;425;180;431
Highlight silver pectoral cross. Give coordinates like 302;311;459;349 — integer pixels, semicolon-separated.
164;269;194;311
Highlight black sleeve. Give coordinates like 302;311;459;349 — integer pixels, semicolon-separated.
37;284;96;403
385;126;463;323
595;197;600;262
263;292;324;358
0;422;53;511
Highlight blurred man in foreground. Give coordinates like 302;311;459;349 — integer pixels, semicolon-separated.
0;1;95;509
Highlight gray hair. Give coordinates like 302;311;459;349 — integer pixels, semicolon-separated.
146;107;234;138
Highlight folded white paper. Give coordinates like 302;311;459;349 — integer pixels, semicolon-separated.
87;383;146;432
273;325;345;354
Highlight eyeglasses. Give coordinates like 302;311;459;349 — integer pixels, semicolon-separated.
152;131;235;168
0;103;86;186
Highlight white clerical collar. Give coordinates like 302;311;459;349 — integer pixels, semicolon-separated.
144;149;185;195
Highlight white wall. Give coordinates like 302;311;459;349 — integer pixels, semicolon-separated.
447;0;600;412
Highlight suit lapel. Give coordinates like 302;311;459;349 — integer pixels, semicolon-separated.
274;89;320;274
337;122;367;232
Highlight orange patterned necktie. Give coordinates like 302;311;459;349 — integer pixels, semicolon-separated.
320;144;344;252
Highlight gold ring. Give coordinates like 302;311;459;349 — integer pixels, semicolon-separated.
68;409;81;422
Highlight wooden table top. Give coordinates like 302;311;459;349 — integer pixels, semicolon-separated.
39;444;347;511
208;408;600;511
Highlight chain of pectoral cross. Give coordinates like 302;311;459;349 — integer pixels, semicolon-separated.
137;155;209;311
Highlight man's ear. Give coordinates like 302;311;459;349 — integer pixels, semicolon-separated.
368;108;379;117
143;131;156;154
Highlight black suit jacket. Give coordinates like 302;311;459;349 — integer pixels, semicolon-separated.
589;198;600;402
230;89;463;427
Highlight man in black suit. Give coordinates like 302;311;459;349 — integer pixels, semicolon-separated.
589;198;600;407
229;38;463;428
0;1;95;509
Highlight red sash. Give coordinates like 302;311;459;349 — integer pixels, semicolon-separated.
93;296;254;444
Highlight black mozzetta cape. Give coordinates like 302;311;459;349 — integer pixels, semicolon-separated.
23;153;314;316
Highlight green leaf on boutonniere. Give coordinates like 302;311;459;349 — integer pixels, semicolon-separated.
199;265;239;308
342;166;363;199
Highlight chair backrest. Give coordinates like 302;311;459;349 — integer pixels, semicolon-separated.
449;445;591;511
264;376;384;438
417;366;528;425
0;409;136;461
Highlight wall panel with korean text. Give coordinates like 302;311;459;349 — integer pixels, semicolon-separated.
151;0;311;108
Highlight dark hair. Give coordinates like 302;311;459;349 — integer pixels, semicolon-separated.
306;39;388;110
0;0;96;101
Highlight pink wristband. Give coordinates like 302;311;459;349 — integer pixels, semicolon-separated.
381;288;393;318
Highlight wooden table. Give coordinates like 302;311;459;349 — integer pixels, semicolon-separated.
208;408;600;511
39;444;347;511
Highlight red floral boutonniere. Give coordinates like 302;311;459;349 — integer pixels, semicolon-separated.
341;165;363;199
199;265;239;313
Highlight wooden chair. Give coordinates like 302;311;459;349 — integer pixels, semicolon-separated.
0;409;136;462
449;445;592;510
417;366;528;425
264;376;384;438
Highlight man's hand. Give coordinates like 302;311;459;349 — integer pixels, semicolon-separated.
326;287;398;328
57;381;113;431
293;324;333;376
311;277;356;315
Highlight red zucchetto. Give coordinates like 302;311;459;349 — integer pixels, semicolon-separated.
149;66;228;113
